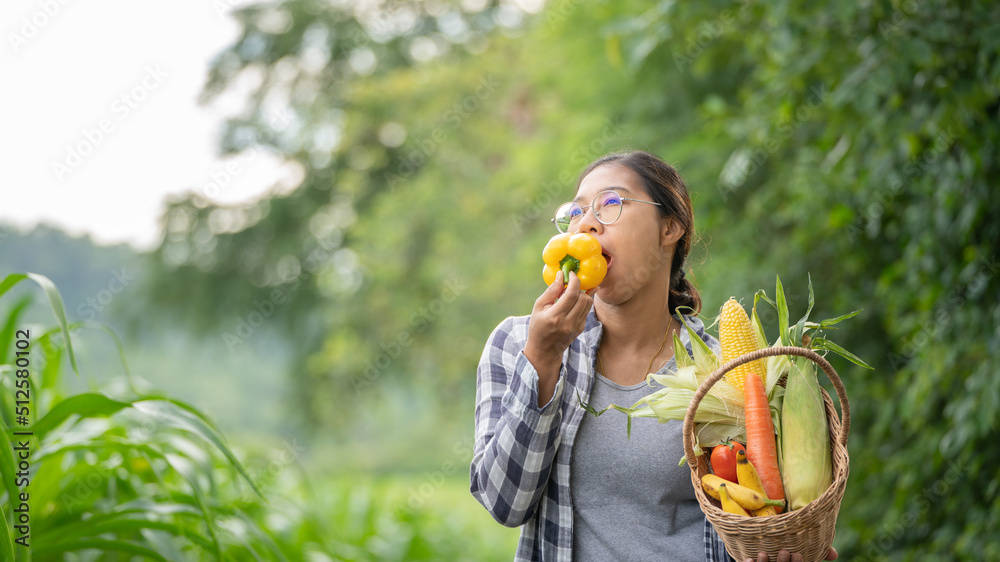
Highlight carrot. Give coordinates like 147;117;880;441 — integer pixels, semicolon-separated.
743;371;785;513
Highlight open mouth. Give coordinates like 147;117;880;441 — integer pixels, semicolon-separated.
602;251;613;270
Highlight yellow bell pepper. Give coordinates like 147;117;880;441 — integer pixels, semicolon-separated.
541;233;608;291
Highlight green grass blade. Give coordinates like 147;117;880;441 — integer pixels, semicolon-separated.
0;274;28;301
0;421;21;520
31;538;170;560
82;321;137;392
135;399;264;498
0;497;14;562
29;393;131;437
25;273;79;376
0;295;32;364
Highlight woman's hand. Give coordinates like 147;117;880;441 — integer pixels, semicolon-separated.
524;271;594;407
743;547;838;562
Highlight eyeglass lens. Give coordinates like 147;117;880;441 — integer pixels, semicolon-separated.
554;191;624;232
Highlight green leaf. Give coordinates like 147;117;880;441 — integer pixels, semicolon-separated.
26;273;79;376
817;309;863;329
31;538;170;561
0;497;13;562
29;393;131;437
776;275;792;346
0;273;79;376
791;273;816;345
811;337;874;369
133;399;264;498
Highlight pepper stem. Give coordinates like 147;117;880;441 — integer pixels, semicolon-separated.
559;255;581;284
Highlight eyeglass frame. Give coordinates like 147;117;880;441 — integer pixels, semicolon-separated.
550;188;662;233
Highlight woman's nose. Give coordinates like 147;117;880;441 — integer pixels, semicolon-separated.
574;206;604;234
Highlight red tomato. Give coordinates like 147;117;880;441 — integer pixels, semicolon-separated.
710;440;746;483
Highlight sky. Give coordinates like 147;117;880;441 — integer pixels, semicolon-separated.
1;0;286;250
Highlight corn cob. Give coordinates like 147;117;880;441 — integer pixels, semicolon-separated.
719;297;768;393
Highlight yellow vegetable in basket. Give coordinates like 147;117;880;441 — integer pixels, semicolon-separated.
719;298;768;393
701;474;784;511
780;357;833;510
736;450;779;517
718;483;750;516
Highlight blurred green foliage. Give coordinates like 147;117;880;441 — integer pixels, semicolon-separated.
0;274;517;559
135;0;999;559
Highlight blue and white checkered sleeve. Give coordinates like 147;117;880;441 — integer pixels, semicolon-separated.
470;317;565;528
704;517;736;561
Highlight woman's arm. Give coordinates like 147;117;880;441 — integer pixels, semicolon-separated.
469;317;565;527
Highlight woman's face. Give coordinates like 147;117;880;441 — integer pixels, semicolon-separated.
573;164;679;305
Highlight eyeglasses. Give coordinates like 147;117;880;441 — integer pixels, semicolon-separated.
551;189;662;233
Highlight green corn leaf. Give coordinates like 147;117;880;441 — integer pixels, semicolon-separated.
811;337;874;369
29;393;131;437
0;424;20;545
791;273;816;345
755;289;776;310
776;275;792;346
40;517;212;550
133;399;264;498
29;273;79;376
0;496;13;562
673;332;693;368
31;538;170;561
817;309;863;329
677;314;719;373
0;295;32;364
750;297;768;350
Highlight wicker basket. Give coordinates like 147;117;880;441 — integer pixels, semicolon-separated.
682;346;850;562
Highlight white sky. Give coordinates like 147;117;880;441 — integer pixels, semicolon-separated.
1;0;285;250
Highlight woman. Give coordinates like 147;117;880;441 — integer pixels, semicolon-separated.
470;150;836;562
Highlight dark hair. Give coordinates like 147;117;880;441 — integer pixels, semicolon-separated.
577;150;702;315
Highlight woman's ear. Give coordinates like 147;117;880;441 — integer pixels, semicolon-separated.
661;217;684;247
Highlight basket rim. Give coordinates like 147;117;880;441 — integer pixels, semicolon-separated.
681;345;850;471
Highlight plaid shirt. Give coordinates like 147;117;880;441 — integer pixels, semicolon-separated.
471;310;734;561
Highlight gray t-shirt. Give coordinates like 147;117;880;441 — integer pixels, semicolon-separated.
571;354;705;561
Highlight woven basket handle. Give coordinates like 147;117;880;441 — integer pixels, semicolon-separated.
682;346;850;470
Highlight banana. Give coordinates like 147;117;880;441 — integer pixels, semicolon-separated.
701;474;784;511
718;483;750;516
736;450;784;516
